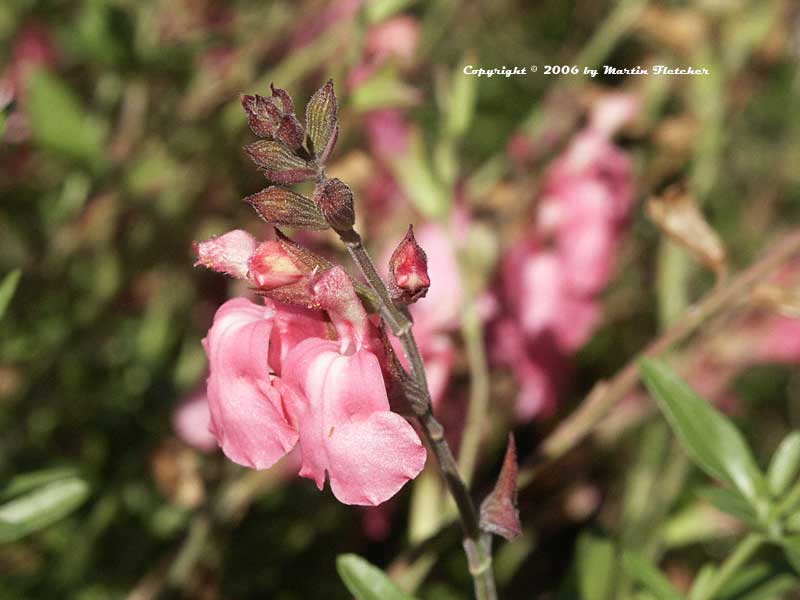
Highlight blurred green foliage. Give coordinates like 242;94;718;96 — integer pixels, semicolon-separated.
1;0;800;598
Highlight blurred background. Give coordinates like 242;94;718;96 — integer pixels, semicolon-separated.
2;0;800;598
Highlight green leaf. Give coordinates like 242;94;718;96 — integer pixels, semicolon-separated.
445;54;477;139
26;70;106;166
780;536;800;576
732;575;799;600
717;561;798;600
687;565;716;600
576;533;616;600
622;551;684;600
639;358;769;507
1;467;77;501
696;487;762;530
0;477;90;543
336;554;417;600
0;269;21;321
767;432;800;497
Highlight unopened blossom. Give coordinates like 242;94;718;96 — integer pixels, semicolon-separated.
381;222;462;408
194;229;257;281
389;225;430;304
248;240;305;289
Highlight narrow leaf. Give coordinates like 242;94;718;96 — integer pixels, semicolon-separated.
305;79;338;163
246;187;329;230
480;434;521;540
1;467;77;501
767;432;800;497
0;269;21;321
622;551;684;600
781;536;800;576
0;477;90;543
639;358;769;506
243;140;317;184
336;554;417;600
575;533;616;600
696;486;762;530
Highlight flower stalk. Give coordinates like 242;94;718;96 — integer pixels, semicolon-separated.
335;223;498;600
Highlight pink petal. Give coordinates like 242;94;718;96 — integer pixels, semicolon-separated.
326;411;426;506
268;303;329;376
204;298;298;470
282;338;426;505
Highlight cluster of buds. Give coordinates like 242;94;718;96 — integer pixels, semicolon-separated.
240;80;352;230
197;80;429;312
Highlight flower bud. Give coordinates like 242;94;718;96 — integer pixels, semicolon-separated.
388;225;430;304
241;84;305;149
305;79;339;163
313;178;355;232
194;230;257;280
247;241;305;290
479;434;521;540
244;140;317;185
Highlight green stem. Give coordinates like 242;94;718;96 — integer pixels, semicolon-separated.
337;226;498;600
694;534;763;600
458;295;491;486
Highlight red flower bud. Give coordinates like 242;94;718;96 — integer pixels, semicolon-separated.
313;178;355;232
247;241;305;290
389;225;430;304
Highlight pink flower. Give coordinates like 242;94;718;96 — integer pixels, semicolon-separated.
203;298;301;470
281;337;426;505
348;16;421;87
365;109;410;160
757;316;800;363
502;245;599;352
364;16;420;65
494;93;638;421
172;391;217;453
201;268;425;505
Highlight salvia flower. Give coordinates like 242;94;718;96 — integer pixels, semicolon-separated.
202;294;425;506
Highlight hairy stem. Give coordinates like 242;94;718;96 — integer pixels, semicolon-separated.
518;229;800;489
338;226;498;600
